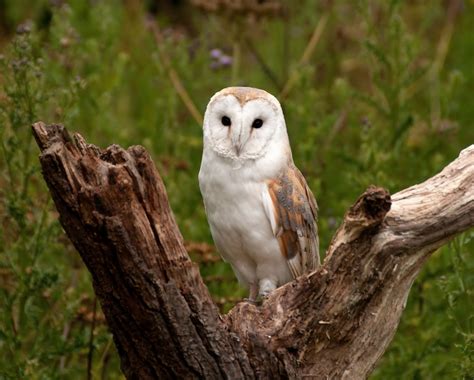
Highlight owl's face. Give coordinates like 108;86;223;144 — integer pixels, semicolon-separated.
203;87;289;161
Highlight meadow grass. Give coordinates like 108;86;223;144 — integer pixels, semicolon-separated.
0;1;472;378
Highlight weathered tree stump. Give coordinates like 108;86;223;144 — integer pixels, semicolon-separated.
32;122;474;379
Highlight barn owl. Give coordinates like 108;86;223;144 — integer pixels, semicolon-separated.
199;87;319;301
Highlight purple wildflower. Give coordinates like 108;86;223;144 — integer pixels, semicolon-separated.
219;55;233;67
210;48;222;59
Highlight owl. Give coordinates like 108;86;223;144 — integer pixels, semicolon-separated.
199;87;320;301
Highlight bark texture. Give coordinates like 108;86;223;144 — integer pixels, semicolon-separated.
32;122;474;379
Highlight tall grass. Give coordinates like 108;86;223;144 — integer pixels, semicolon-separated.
0;1;472;378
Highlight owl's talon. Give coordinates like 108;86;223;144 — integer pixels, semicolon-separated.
258;279;276;300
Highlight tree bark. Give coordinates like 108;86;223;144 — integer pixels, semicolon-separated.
32;122;474;379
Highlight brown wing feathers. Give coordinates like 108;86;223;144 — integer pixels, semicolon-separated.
267;165;320;278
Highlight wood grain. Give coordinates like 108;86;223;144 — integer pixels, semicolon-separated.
32;122;474;379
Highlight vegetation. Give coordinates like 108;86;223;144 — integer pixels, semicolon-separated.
0;1;472;378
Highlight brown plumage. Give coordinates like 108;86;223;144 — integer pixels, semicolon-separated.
217;87;273;106
267;165;320;278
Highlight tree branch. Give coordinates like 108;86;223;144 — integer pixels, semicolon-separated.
32;122;474;379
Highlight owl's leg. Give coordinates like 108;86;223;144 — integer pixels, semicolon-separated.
258;278;277;298
245;283;258;303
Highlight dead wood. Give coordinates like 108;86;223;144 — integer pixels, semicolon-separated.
32;122;474;379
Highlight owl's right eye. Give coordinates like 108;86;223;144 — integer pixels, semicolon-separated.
221;116;231;126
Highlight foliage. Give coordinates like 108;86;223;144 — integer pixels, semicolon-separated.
0;1;472;378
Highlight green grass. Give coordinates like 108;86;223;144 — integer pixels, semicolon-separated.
0;1;472;378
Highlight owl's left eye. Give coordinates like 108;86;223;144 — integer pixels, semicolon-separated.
221;116;231;126
252;118;263;129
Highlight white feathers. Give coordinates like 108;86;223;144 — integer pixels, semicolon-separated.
261;187;279;236
199;87;319;300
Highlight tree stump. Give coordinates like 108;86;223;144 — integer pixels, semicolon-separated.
32;122;474;379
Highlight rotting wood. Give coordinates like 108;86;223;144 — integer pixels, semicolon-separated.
32;122;474;379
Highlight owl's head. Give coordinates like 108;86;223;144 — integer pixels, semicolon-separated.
202;87;289;162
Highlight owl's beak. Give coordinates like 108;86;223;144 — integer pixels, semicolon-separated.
234;143;242;156
231;129;244;157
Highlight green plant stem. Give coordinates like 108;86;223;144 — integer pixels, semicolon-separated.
245;37;282;90
147;18;203;125
100;337;114;380
231;30;241;85
0;133;16;195
30;198;50;266
87;297;98;380
279;13;329;100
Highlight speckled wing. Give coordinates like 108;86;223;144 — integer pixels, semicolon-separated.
262;165;320;278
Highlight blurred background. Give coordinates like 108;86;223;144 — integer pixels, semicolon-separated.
0;0;473;378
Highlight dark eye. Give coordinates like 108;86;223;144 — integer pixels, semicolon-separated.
252;118;263;129
221;116;231;126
